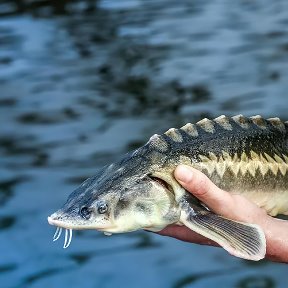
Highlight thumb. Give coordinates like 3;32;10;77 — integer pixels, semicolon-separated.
174;165;235;215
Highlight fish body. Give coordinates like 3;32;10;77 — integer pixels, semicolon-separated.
48;115;288;261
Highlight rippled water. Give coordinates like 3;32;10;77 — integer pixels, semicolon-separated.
1;1;288;287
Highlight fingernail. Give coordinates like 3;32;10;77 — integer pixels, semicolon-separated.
175;165;193;183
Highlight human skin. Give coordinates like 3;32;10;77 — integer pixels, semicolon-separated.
158;165;288;263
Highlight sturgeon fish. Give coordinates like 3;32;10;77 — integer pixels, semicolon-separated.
48;115;288;260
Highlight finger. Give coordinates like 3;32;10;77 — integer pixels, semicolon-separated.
174;165;235;215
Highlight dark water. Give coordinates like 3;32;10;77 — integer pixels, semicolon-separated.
1;1;288;287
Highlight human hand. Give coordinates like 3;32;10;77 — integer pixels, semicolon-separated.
158;165;288;263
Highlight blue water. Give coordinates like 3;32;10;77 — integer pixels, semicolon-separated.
0;1;288;287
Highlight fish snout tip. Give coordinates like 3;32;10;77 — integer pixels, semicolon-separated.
48;212;60;225
47;216;55;226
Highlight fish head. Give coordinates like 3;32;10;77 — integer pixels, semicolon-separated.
48;150;180;234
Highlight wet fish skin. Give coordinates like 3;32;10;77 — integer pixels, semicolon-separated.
48;115;288;260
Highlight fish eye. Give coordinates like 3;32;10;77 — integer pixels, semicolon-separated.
80;206;92;219
97;202;108;214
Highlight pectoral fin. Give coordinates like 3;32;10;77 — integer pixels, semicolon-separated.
180;202;266;261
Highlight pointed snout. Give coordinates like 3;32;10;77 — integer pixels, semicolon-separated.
47;210;93;230
47;215;64;227
47;215;76;229
47;216;56;226
48;210;65;227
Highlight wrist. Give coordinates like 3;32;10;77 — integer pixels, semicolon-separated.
264;216;288;263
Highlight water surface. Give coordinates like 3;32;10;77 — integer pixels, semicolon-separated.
1;1;288;287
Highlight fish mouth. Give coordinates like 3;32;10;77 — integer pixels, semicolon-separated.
148;175;174;194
